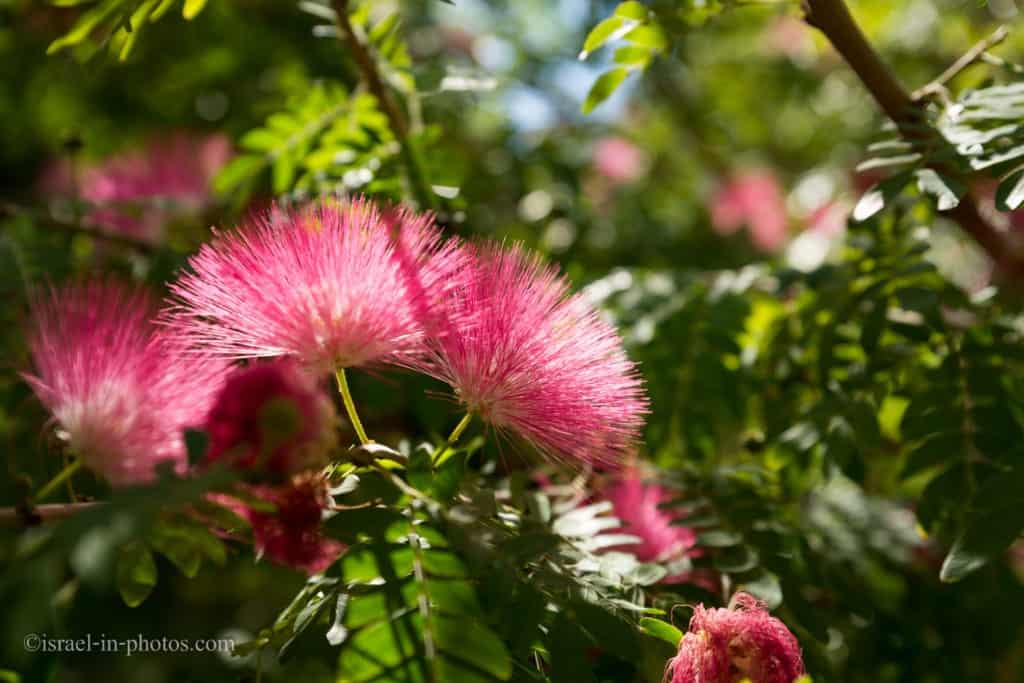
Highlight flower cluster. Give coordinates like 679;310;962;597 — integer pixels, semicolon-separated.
666;592;805;683
24;197;649;572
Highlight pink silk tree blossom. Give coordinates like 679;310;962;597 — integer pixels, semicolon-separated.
665;592;805;683
710;169;789;253
39;133;231;244
203;360;337;481
602;470;698;577
165;199;465;375
23;280;228;486
593;137;647;184
409;243;648;468
217;475;344;575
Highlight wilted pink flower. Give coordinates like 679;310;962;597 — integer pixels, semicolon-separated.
166;200;464;375
410;243;647;467
204;360;336;481
603;470;697;575
665;593;805;683
39;133;231;243
710;170;788;252
23;281;228;486
593;137;646;184
232;475;343;574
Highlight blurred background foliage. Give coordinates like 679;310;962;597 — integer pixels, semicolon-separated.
2;0;1024;681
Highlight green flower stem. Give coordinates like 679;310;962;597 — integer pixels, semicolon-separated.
34;458;83;503
335;368;370;445
433;412;473;467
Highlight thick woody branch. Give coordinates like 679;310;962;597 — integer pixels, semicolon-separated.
803;0;1024;278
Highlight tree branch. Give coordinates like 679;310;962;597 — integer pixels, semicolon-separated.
0;502;100;528
912;25;1009;103
802;0;1024;278
332;0;437;211
0;201;155;252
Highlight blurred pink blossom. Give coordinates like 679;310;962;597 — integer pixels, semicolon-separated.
665;592;805;683
806;200;849;238
761;15;815;61
602;470;698;581
40;133;231;244
23;280;228;486
710;169;789;252
593;137;646;184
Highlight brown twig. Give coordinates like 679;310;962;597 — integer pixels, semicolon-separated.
0;502;101;528
331;0;436;211
803;0;1024;279
912;26;1009;102
0;201;155;252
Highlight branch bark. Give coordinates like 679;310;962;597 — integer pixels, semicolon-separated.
803;0;1024;279
332;0;436;211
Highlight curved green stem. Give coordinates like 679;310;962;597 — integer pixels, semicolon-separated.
335;368;370;445
433;412;473;467
35;459;83;503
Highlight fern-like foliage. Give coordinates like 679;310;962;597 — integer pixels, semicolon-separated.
47;0;209;61
214;82;399;201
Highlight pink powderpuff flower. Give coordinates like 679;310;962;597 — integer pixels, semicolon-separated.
227;475;344;574
166;199;465;375
593;137;647;185
602;470;698;579
203;360;337;481
409;243;648;468
23;281;228;486
710;170;789;252
665;593;805;683
39;133;231;244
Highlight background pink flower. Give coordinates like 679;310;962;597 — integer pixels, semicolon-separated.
166;199;465;375
602;470;698;580
410;243;648;467
666;592;805;683
203;360;337;481
593;137;646;184
39;132;231;244
23;280;228;486
221;475;343;575
710;169;789;252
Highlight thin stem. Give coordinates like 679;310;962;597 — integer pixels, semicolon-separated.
433;412;473;467
332;0;436;211
0;201;155;252
34;459;83;503
335;368;370;445
0;502;100;528
912;26;1009;102
802;0;1024;279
